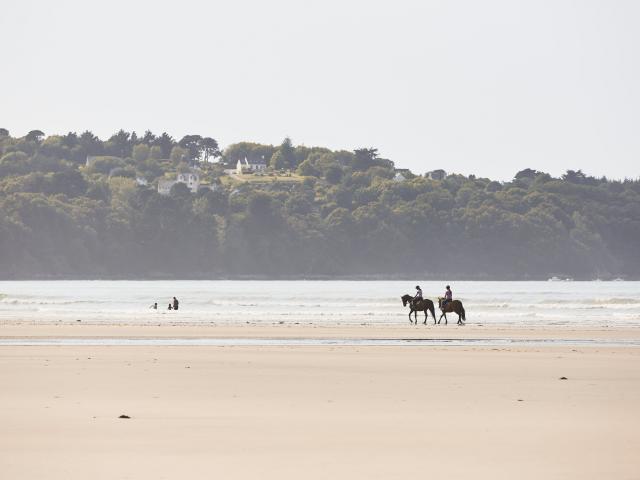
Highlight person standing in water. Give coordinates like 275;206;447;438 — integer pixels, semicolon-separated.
168;303;172;310
150;302;158;310
172;297;179;311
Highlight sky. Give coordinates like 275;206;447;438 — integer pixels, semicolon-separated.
1;0;639;180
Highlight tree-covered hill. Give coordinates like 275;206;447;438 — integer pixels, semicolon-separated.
0;128;638;279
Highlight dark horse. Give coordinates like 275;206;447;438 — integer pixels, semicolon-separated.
437;298;466;325
401;295;436;325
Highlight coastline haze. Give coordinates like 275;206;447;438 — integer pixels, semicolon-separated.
2;0;639;181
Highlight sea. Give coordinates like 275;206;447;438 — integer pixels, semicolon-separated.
1;280;639;328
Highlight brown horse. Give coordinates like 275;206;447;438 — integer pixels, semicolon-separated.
437;297;466;325
401;294;436;325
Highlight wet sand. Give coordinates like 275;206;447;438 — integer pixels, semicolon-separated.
1;324;639;479
2;322;639;340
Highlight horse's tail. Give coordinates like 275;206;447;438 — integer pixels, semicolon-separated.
429;303;436;321
460;305;466;321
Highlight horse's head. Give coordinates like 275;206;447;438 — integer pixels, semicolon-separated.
437;297;443;307
401;294;411;307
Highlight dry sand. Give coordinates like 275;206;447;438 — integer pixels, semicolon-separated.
1;324;639;479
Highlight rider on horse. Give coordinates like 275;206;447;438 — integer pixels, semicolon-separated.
437;285;465;325
442;285;453;308
412;285;423;307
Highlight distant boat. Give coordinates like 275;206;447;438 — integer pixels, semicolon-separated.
548;276;562;282
612;277;625;282
564;277;574;282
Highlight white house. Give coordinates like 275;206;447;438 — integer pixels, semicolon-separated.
236;157;268;174
394;168;412;182
158;171;201;195
177;172;200;192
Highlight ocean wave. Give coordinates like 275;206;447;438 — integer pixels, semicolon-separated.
1;280;639;327
538;298;640;305
0;298;113;305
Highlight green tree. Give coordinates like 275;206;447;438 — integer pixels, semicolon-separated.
297;159;320;177
352;148;378;171
200;137;220;162
106;129;133;157
26;130;45;142
79;131;103;156
269;150;287;170
148;145;163;159
132;144;150;162
279;137;296;168
154;132;175;157
48;171;88;197
325;165;343;184
170;146;188;164
223;142;275;166
141;130;156;145
170;182;192;200
179;135;203;161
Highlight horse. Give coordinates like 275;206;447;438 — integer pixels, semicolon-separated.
401;294;436;325
437;297;466;325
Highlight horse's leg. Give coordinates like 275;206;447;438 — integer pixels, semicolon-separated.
444;312;448;325
423;310;427;325
438;312;443;324
408;309;414;324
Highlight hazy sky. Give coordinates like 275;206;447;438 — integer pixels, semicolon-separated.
2;0;639;180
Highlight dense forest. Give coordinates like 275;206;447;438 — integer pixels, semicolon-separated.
0;128;639;279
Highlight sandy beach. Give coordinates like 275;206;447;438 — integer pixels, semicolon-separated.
1;324;639;479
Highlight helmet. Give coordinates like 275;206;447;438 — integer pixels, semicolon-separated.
415;285;420;289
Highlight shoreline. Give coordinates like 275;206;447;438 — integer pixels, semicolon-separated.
2;322;639;341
